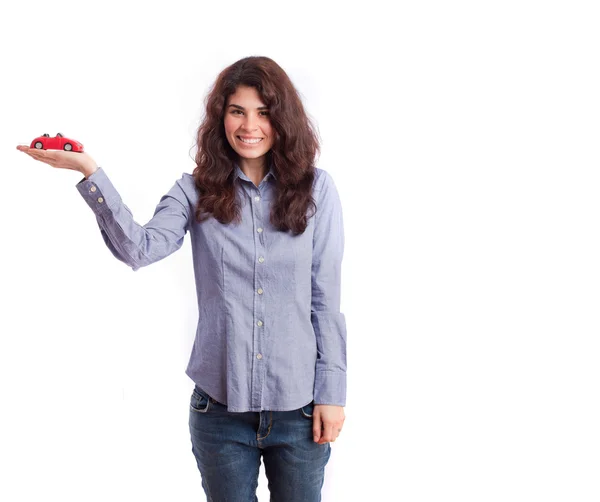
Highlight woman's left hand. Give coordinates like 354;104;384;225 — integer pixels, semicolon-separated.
312;405;345;444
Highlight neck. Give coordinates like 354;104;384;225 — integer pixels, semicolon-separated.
238;156;268;184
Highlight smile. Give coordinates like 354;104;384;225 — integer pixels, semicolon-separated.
238;137;263;144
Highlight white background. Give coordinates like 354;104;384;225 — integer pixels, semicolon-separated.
1;0;599;500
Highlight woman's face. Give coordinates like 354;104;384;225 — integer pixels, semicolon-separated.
224;85;274;163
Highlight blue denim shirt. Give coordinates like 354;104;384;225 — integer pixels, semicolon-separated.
76;163;346;412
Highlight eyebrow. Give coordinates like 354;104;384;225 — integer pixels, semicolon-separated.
228;104;269;111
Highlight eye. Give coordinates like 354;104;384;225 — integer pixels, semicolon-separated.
259;111;270;116
231;109;243;115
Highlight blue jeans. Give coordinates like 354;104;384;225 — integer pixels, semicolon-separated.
188;385;331;502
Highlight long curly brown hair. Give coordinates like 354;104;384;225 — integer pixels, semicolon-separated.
191;56;320;235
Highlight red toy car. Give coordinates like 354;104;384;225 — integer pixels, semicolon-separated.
30;133;84;152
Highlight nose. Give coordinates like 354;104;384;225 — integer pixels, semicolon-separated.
241;113;258;132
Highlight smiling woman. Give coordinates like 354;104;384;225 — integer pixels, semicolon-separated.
185;56;346;501
17;55;347;502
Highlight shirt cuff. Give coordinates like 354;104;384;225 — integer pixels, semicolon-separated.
314;370;346;406
75;167;122;214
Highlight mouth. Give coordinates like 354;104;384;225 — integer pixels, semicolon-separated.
237;136;264;145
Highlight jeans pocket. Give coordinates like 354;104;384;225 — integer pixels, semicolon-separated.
300;400;315;419
190;386;211;413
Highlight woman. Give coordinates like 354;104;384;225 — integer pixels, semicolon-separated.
17;55;346;502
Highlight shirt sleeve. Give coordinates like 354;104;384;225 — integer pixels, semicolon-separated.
311;170;347;406
75;167;191;271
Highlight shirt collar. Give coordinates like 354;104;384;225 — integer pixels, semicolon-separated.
234;160;277;183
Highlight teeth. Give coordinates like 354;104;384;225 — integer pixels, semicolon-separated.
239;137;262;144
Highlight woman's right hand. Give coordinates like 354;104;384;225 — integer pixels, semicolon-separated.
16;145;99;178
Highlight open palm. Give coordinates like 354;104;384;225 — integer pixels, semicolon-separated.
16;145;97;174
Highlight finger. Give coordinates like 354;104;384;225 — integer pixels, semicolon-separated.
29;149;55;161
18;146;38;154
313;415;322;443
27;151;54;164
321;423;335;443
26;152;46;161
316;423;329;444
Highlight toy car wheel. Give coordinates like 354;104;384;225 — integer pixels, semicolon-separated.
64;143;73;151
34;142;43;149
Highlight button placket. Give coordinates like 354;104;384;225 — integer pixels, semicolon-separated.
250;186;267;410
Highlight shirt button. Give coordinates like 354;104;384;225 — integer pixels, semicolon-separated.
97;197;104;203
256;353;263;359
257;288;263;295
257;320;263;327
257;227;263;233
254;196;260;202
90;186;97;192
258;256;264;263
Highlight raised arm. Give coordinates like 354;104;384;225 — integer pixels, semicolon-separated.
76;167;191;271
